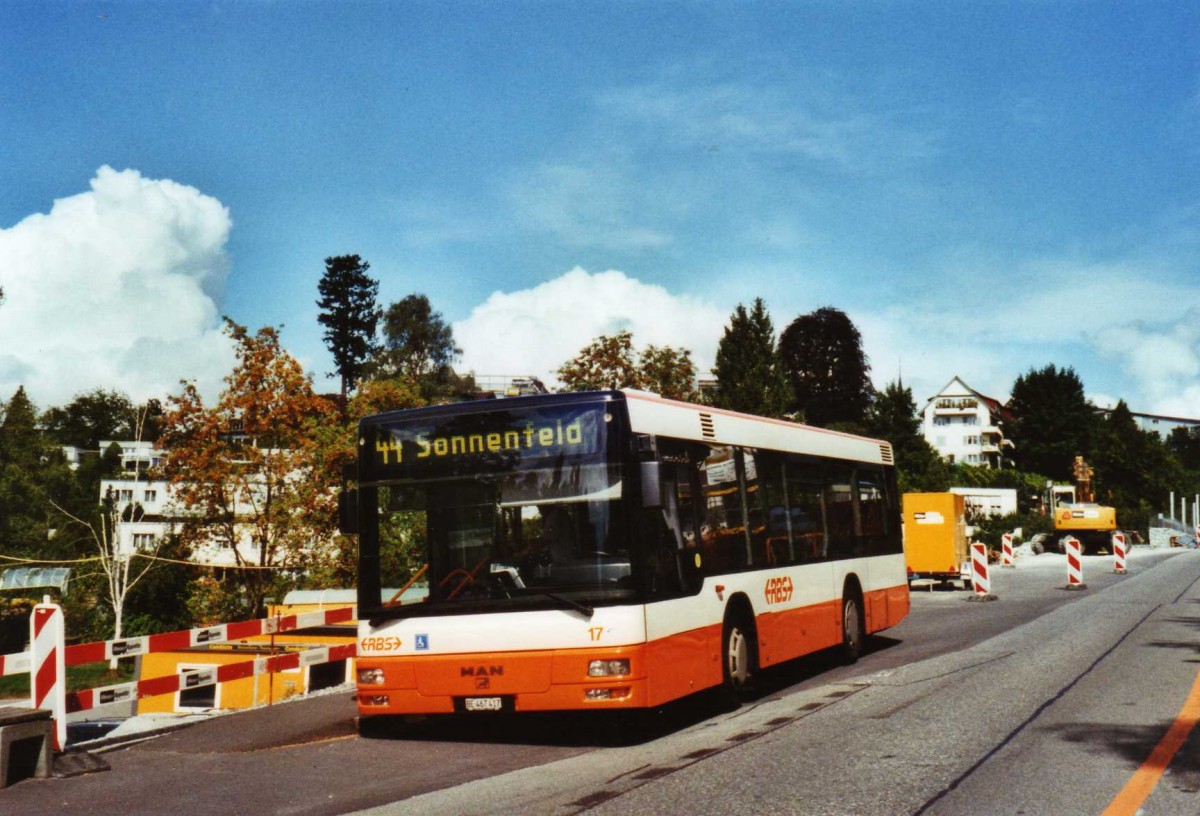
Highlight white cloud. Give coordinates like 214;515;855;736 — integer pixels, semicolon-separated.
454;267;727;386
507;163;674;251
0;166;235;409
1092;311;1200;417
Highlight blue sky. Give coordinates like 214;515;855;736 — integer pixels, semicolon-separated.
2;1;1198;416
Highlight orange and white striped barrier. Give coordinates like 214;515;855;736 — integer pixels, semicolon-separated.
1112;532;1127;574
30;600;67;751
1000;533;1015;568
1064;536;1087;590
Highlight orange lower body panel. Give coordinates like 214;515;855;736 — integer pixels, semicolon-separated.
358;585;910;717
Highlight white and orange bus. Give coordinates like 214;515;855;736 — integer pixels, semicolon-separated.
346;390;908;725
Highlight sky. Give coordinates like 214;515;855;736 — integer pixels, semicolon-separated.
1;1;1198;420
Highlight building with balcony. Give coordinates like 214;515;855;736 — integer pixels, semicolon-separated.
921;376;1014;468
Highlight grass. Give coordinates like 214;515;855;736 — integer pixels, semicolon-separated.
0;662;137;701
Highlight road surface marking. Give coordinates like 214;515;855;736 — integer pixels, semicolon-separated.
1101;668;1200;816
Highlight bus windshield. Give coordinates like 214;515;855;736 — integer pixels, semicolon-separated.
361;400;633;615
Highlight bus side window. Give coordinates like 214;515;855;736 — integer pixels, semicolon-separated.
754;452;790;565
824;462;860;559
785;459;826;562
857;467;897;556
700;446;743;573
740;450;768;568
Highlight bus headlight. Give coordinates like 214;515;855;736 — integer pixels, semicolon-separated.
358;667;385;685
587;659;630;677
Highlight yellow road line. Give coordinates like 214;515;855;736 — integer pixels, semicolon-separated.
1102;669;1200;815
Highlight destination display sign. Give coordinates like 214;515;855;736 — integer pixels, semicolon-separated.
366;403;608;479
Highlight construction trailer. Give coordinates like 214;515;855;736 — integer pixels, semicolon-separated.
903;492;970;589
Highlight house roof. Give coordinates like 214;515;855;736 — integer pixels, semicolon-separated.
925;375;1014;423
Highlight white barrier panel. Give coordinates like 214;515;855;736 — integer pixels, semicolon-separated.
30;601;66;751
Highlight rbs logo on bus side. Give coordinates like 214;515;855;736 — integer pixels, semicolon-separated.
764;576;793;605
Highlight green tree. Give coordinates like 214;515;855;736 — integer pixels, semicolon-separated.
1168;426;1200;473
711;299;791;417
1006;364;1096;481
374;294;460;380
0;386;76;559
317;254;381;404
557;331;700;401
41;389;135;449
371;294;470;402
779;306;873;427
1092;401;1187;534
864;381;949;492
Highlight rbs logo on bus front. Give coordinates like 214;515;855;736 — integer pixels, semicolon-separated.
764;576;793;605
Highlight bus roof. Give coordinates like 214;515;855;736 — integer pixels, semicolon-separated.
360;389;893;467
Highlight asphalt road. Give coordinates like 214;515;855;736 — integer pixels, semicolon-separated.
2;546;1196;816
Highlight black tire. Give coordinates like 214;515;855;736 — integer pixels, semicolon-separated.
721;612;757;702
840;592;865;664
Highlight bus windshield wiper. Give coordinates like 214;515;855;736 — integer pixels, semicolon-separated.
534;591;594;618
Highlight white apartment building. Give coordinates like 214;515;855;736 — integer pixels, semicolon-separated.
98;436;280;567
921;376;1014;468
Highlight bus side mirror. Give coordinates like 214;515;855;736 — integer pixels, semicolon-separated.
338;488;359;535
640;462;663;509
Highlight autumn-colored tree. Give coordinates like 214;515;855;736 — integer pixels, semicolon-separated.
160;320;338;620
557;331;699;401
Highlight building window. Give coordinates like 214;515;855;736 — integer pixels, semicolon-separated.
132;533;156;549
143;490;157;503
933;417;949;426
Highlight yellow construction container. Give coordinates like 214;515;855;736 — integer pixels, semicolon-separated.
135;594;358;715
902;492;969;588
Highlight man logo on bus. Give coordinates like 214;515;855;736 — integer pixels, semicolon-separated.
460;665;504;678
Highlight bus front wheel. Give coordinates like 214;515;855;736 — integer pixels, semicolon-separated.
840;592;865;664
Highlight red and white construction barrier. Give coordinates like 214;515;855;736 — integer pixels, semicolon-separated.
65;642;358;714
31;601;67;751
1112;532;1128;574
0;650;31;677
0;605;358;751
64;606;354;666
1064;536;1087;589
970;542;991;596
1000;533;1015;568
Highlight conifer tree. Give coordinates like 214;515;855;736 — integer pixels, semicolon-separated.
711;299;791;417
317;254;381;404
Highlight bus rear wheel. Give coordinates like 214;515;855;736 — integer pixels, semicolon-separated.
840;592;865;664
721;613;756;702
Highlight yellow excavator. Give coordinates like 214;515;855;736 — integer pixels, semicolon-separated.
1049;456;1117;554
